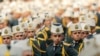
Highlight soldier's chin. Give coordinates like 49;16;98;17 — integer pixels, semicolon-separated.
54;41;60;45
74;38;80;41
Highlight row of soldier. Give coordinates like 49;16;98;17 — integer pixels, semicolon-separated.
0;0;100;56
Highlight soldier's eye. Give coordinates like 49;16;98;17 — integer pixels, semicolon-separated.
73;32;81;34
53;35;57;37
53;34;62;37
16;35;23;37
73;32;77;34
3;37;10;40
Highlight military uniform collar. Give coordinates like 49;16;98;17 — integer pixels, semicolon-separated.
73;40;78;43
72;40;82;44
53;42;63;47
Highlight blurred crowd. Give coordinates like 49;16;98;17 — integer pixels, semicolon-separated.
0;0;100;56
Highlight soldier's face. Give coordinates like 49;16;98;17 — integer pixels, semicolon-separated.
26;30;34;38
14;32;24;40
71;31;81;41
81;31;89;39
44;19;51;27
51;33;63;45
22;51;33;56
2;36;11;45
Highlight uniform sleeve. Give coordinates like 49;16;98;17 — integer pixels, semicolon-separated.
66;46;78;56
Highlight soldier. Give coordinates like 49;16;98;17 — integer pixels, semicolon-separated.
16;22;45;56
61;8;73;28
46;23;78;56
1;22;23;56
25;22;35;39
66;23;83;53
19;22;28;39
61;8;73;37
11;25;25;46
80;23;90;39
85;17;96;39
1;27;12;45
37;15;52;44
80;23;91;49
36;16;52;56
54;7;65;23
9;8;22;27
71;12;80;23
12;25;25;40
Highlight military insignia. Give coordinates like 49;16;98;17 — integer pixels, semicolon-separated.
16;27;20;31
4;29;8;34
56;28;60;32
84;25;88;30
75;25;78;29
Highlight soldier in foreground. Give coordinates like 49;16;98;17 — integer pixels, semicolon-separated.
46;23;78;56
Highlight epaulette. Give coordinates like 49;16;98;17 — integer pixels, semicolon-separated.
63;42;71;46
